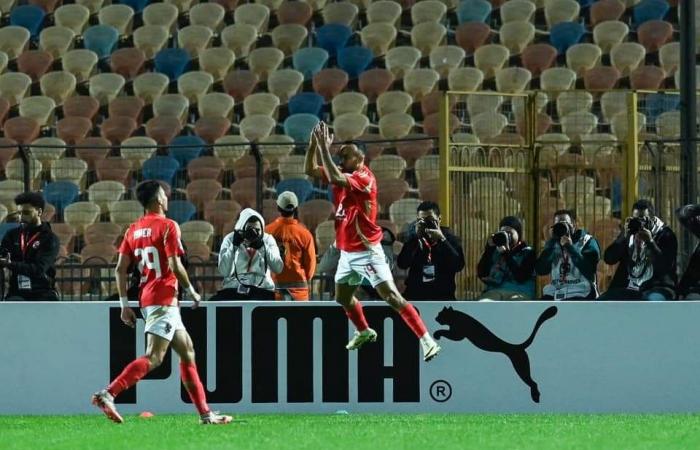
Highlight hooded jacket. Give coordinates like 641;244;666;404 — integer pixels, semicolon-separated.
218;209;283;292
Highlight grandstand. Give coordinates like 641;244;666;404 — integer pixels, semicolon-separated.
0;0;694;300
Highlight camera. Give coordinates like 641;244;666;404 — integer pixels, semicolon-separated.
243;227;261;241
551;221;572;239
627;217;647;234
492;231;510;247
417;217;438;238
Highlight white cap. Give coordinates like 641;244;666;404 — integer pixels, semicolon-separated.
276;191;299;211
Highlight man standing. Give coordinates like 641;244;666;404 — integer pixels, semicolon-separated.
676;203;700;300
91;180;232;425
0;192;60;301
305;122;441;362
396;201;465;300
265;191;316;300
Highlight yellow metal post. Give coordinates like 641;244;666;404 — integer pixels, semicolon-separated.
439;91;451;225
623;91;639;215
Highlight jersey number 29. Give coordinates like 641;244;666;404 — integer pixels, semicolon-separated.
135;246;162;278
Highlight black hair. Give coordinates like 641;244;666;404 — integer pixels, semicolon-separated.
553;209;577;221
417;201;440;216
632;199;655;215
136;180;162;209
14;192;45;210
278;206;296;218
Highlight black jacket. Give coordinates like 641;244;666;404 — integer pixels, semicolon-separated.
678;243;700;297
604;226;677;293
0;222;60;298
396;227;465;300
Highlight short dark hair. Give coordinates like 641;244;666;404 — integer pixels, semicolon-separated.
417;201;440;216
15;192;45;210
632;199;655;215
278;206;295;218
553;209;576;221
136;180;162;208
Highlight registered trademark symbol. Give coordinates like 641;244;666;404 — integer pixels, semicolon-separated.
429;380;452;402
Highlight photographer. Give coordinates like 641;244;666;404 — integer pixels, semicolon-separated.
477;216;535;300
676;204;700;300
0;192;60;301
210;208;283;300
535;209;601;300
396;201;465;300
599;199;677;301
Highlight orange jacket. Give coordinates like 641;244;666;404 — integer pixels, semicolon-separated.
265;217;316;298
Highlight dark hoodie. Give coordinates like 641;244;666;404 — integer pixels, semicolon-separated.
677;204;700;297
0;222;60;299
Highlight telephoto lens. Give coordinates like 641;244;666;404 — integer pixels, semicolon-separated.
492;231;509;247
551;222;571;239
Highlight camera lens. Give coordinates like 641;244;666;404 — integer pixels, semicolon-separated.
552;222;570;238
492;231;508;247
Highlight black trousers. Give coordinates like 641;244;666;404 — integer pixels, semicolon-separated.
5;289;59;301
209;287;276;301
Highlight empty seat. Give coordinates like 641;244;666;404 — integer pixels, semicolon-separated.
521;44;558;77
333;113;370;140
142;155;180;184
611;111;646;141
44;180;79;215
358;68;394;102
17;50;54;82
133;72;169;104
39;26;76;60
5;157;42;186
379;90;413;117
289;92;325;117
558;91;593;118
154;93;190;124
360;23;397;57
455;22;491;55
88;180;126;214
367;1;401;25
448;67;484;91
83;25;119;59
312;68;349;101
590;0;625;25
238;115;276;141
169;135;205;167
457;0;491;23
403;68;439;101
293;47;329;80
190;2;226;30
89;73;125;106
243;92;280;117
110;47;146;80
611;42;646;76
221;24;258;58
198;92;235;120
593;20;629;54
41;70;78;106
633;0;669;27
155;48;191;81
109;200;144;229
566;43;602;78
177;71;214;104
134;25;170;59
62;49;98;83
501;0;536;23
332;92;368;117
495;67;532;93
429;46;466;78
145;116;184;144
64;201;101;234
630;65;666;90
385;46;422;80
100;116;138;144
98;5;134;37
234;3;270;33
389;198;422;226
0;72;32;106
214;135;249;168
474;44;509;79
0;26;30;60
109;96;145;124
62;95;99;120
177;26;213;58
186;179;222;211
30;137;66;170
75;137;110;171
195;117;231;144
379;113;415;139
96;156;131;186
549;21;586;54
370;154;407;180
268;69;304;104
19;96;56;127
284;113;320;143
143;3;179;30
4;117;40;144
121;136;157;169
561;111;599;141
545;0;580;28
188;155;225;181
471;111;507;141
10;5;46;39
248;47;285;81
499;21;535;56
316;23;353;57
411;21;446;57
54;4;90;34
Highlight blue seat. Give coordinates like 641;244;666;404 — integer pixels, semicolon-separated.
645;93;680;121
315;24;353;57
288;92;325;117
284;114;320;144
293;47;329;80
0;223;20;242
83;25;120;59
169;135;205;167
166;200;196;224
337;46;373;79
43;181;79;216
633;0;669;27
276;179;314;204
142;155;180;185
10;5;46;39
577;0;595;8
154;48;191;81
549;22;586;54
118;0;150;13
457;0;492;24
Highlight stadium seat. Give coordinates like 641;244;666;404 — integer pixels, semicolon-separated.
561;111;599;141
96;156;131;186
190;2;226;30
54;4;90;34
389;198;422;226
337;46;374;79
0;222;20;242
55;117;90;148
593;21;629;54
143;3;179;30
429;46;466;78
367;0;401;24
378;112;415;139
169;135;206;167
248;47;285;81
550;21;586;54
221;24;258;58
501;0;536;23
109;199;144;229
456;0;491;24
64;201;101;235
600;91;629;122
89;73;125;106
99;116;137;147
495;67;532;93
0;26;30;60
5;157;42;187
659;42;679;76
558;91;593;120
474;44;509;79
178;25;215;56
17;50;53;82
166;0;197;13
177;70;214;104
4;117;40;144
121;136;157;169
234;3;270;33
655;110;681;139
590;0;625;25
471;111;507;141
275;178;314;204
645;93;680;122
39;26;76;60
0;179;23;211
333;113;370;141
194;116;231;144
10;5;45;39
0;73;32;107
87;180;125;214
83;222;122;247
39;71;77;107
278;154;308;180
243;92;280;118
238;115;276;141
566;43;602;77
633;0;669;27
448;67;484;91
277;0;312;24
385;46;422;81
403;68;439;101
312;68;349;101
187;155;225;181
411;21;446;57
134;26;170;60
142;155;180;184
455;22;491;55
204;199;242;236
272;25;309;57
412;0;446;24
298;199;333;234
324;1;359;26
110;48;146;80
44;180;79;216
19;95;55;127
360;23;397;56
154;93;190;124
376;178;409;211
467;92;503;117
119;0;149;13
223;70;259;103
499;21;535;56
521;44;558;77
82;25;119;60
98;5;134;37
268;69;304;104
109;97;145;125
213;135;248;169
545;0;580;28
293;47;329;80
154;48;191;81
370;154;407;180
314;220;336;255
230;177;261;208
74;137;110;171
316;24;353;57
284;113;320;143
0;98;9;128
198;92;235;120
186;179;222;211
636;20;672;53
289;92;325;117
30;137;66;170
332;92;368;117
133;72;170;105
610;43;646;76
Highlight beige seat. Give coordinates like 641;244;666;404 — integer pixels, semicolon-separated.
600;91;628;123
89;73;125;106
561;111;599;142
88;180;126;213
655;111;681;139
495;67;532;93
659;42;679;76
238;115;276;141
134;25;169;59
5;157;42;186
499;21;535;55
109;200;144;229
323;1;359;26
198;47;235;83
501;0;536;23
566;43;602;78
248;47;285;81
429;45;465;78
39;26;76;59
199;92;235;119
0;52;7;74
271;24;308;56
75;0;104;14
64;201;101;234
333;113;370;141
593;20;629;54
411;0;446;24
379;113;415;139
234;3;271;33
52;157;88;186
471;111;507;141
610;42;646;76
180;220;215;246
0;180;25;211
611;111;645;141
133;72;170;104
537;133;571;155
54;4;90;34
580;133;618;160
19;96;56;127
377;90;413;117
0;26;28;59
190;2;226;31
332;92;368;117
0;72;32;106
315;220;336;253
545;0;580;29
360;23;397;56
177;71;214;104
221;24;258;58
62;49;98;82
258;134;294;169
214;135;250;168
467;92;503;117
389;198;422;227
415;154;440;183
243;92;280;117
278;154;308;179
267;69;304;104
120;136;157;169
99;4;135;37
385;46;422;80
39;71;77;105
31;137;66;170
557;91;593;118
403;68;440;101
474;44;510;79
411;21;446;57
558;175;596;204
367;0;401;25
448;67;484;91
370;154;407;180
143;3;179;31
177;25;213;58
256;0;284;11
153;93;190;124
540;67;577;92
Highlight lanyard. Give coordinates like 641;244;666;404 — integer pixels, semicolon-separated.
421;238;434;263
20;232;40;258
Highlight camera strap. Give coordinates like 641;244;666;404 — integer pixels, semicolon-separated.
420;238;434;263
232;243;268;288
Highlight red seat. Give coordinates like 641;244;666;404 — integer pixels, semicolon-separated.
376;178;409;211
358;68;394;103
17;50;54;82
277;0;312;25
29;0;62;12
110;48;146;80
521;44;558;77
194;116;231;143
4;117;40;144
637;20;673;53
584;66;621;91
0;98;10;128
108;96;145;125
298;199;334;235
396;136;433;168
590;0;625;26
187;179;223;211
63;96;100;121
188;155;225;181
96;157;132;186
75;137;111;170
204;199;242;236
223;70;259;103
420;91;456;118
312;68;349;101
146;116;183;144
56;116;92;144
213;0;240;11
423;112;460;137
230;178;260;208
100;116;138;145
455;22;491;54
630;65;666;90
0;138;18;171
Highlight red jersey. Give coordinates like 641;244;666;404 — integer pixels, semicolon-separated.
321;165;383;252
118;212;184;307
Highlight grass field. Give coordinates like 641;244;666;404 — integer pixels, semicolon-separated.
2;414;700;450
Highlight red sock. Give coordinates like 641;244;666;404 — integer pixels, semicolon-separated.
180;362;210;415
107;356;151;398
399;303;428;338
343;299;369;332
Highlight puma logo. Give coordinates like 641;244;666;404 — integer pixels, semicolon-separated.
434;306;558;403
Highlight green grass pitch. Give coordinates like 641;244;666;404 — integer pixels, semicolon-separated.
2;414;700;450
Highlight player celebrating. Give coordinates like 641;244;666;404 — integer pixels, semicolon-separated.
91;180;232;425
305;122;441;362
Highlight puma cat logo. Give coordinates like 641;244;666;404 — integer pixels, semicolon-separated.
434;306;558;403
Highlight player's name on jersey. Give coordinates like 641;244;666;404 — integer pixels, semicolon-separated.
133;228;153;239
